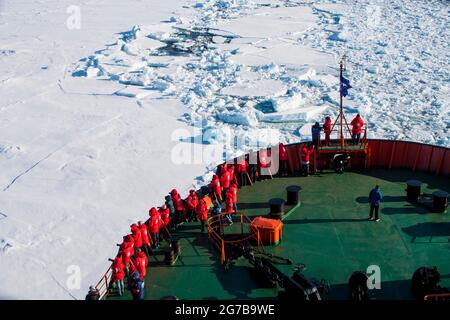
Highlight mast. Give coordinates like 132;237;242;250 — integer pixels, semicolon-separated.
339;59;344;148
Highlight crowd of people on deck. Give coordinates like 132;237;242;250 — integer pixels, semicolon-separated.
86;114;366;300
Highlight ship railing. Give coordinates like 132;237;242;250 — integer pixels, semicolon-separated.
424;293;450;301
95;265;113;300
317;124;368;148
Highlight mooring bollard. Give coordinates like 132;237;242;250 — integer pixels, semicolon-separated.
269;198;285;219
406;180;422;202
286;185;302;205
432;190;448;213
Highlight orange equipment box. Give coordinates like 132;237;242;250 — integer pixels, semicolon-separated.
250;217;283;245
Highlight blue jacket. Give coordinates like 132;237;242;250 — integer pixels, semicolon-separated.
311;125;321;140
369;188;383;206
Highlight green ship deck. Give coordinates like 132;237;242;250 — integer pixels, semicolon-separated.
108;168;450;300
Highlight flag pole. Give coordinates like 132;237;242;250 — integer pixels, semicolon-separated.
339;59;344;148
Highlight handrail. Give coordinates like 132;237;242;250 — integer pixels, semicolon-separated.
95;266;113;300
424;293;450;301
207;212;263;263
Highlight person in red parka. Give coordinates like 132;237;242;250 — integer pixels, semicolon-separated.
158;204;171;240
224;192;234;225
134;250;148;280
228;165;235;182
111;255;125;296
322;116;332;146
186;189;199;222
350;114;364;144
300;143;315;177
258;149;272;180
195;198;209;232
236;158;248;186
220;169;231;199
170;189;184;227
148;207;161;248
138;221;152;257
119;238;134;277
279;143;288;176
219;163;228;177
228;183;238;212
130;224;142;251
209;174;222;202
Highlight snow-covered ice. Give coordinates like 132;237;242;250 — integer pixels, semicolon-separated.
0;0;448;299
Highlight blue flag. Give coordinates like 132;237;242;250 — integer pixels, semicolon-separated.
340;75;352;97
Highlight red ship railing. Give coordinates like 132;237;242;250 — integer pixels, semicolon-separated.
424;293;450;301
94;266;113;300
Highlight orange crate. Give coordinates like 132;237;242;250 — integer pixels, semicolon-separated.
250;217;283;245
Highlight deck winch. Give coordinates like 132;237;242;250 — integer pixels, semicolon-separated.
224;243;329;301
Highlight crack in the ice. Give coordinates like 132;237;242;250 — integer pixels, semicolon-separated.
2;146;66;192
47;271;78;300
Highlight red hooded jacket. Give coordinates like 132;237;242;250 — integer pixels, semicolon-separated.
279;143;288;161
351;116;364;135
259;150;271;168
120;241;133;266
228;184;238;204
135;252;147;280
111;256;125;281
195;199;209;221
236;159;248;173
225;193;234;214
139;223;150;245
130;224;142;248
300;145;315;163
170;189;184;211
159;207;170;226
210;175;221;196
323;118;332;134
148;207;161;233
220;170;231;189
219;164;228;176
186;191;199;210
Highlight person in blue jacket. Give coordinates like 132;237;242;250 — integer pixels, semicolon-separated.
368;185;383;222
311;122;322;146
129;271;145;300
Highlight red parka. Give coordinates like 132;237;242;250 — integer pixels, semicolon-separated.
120;241;133;266
228;184;238;204
135;251;148;280
210;175;221;196
148;207;161;233
323;117;332;134
300;145;315;163
350;115;364;135
228;165;235;178
159;206;170;226
186;190;199;210
259;150;271;168
139;223;150;245
219;164;228;176
195;199;209;221
220;170;231;189
225;192;234;214
236;158;248;173
130;224;142;248
170;189;184;211
111;256;125;281
279;143;288;161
